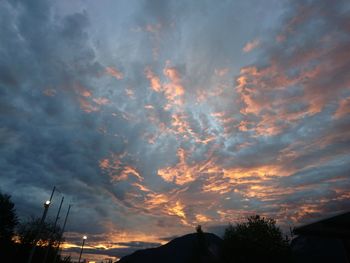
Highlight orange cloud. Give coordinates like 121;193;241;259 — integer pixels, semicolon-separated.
202;174;231;195
162;66;185;108
223;165;288;180
78;98;99;113
145;193;169;208
62;228;166;262
166;200;186;219
99;158;110;170
132;182;151;193
106;66;124;80
115;166;143;182
235;6;350;137
93;97;110;105
334;97;350;119
195;214;210;223
158;148;220;185
171;113;192;135
201;164;291;198
235;61;332;135
236;67;266;115
145;67;162;92
157;148;195;185
99;154;143;182
74;83;92;97
145;64;185;110
243;39;260;53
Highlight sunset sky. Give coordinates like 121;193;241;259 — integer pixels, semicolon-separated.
1;0;350;261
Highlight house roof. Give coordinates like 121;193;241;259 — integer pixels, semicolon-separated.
294;212;350;238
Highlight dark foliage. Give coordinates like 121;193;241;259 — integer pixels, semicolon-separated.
14;218;64;263
0;191;68;263
0;192;18;245
0;192;19;261
222;215;292;263
192;225;219;263
17;217;62;247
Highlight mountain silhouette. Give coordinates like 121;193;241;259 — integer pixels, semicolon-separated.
117;232;222;263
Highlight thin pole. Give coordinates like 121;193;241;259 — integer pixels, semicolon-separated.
27;187;55;263
78;237;86;263
43;196;64;263
53;204;71;263
49;186;56;201
61;205;71;236
26;201;51;263
53;197;64;232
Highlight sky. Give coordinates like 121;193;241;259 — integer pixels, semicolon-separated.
1;0;350;261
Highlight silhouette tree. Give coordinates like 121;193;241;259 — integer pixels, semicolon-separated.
192;225;220;263
0;192;18;245
196;225;206;248
222;215;291;263
0;192;67;262
17;217;62;247
0;192;18;261
197;225;207;259
16;217;63;262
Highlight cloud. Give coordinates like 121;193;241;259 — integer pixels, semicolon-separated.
1;0;350;261
334;97;350;119
243;39;260;53
106;67;124;80
235;0;350;136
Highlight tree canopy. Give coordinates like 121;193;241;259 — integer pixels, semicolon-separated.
222;215;292;263
0;192;18;245
17;217;62;247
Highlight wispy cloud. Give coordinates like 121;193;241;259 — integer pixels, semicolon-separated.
242;39;260;53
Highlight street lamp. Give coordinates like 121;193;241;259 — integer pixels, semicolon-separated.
27;200;52;263
78;235;87;263
43;196;64;263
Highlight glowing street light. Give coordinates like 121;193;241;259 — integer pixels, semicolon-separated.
43;196;64;263
27;186;56;263
27;199;52;263
78;235;87;263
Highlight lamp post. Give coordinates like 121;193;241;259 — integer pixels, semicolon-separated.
78;235;87;263
53;204;72;263
43;196;64;263
27;200;51;263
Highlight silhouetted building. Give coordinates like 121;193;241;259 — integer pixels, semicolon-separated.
292;212;350;263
